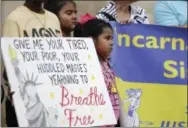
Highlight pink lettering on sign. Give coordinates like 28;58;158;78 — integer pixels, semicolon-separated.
60;86;106;127
64;109;94;127
60;86;106;107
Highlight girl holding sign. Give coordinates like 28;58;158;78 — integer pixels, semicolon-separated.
74;14;120;127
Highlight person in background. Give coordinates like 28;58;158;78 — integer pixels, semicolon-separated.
3;0;62;37
96;0;149;24
154;1;187;28
2;0;62;126
74;14;120;127
44;0;77;37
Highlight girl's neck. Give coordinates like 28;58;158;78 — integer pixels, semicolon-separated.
98;55;106;62
115;1;131;14
62;32;71;37
62;28;71;37
24;1;44;14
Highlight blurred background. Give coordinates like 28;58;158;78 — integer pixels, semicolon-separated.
1;1;156;34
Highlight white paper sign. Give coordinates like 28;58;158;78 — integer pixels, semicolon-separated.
1;37;116;127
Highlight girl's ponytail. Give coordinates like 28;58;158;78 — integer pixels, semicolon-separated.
74;13;96;37
74;23;84;37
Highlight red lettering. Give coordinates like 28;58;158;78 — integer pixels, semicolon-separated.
70;95;74;105
94;87;99;105
64;109;76;127
91;87;106;105
60;86;69;107
88;116;95;124
82;97;88;105
77;96;82;105
99;94;106;105
74;115;94;126
88;87;96;105
60;85;106;107
64;109;95;127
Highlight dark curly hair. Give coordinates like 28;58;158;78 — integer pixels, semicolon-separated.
74;19;113;39
44;0;76;16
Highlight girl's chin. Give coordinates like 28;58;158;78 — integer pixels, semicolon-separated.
106;53;111;60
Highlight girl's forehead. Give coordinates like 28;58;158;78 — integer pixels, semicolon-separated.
60;2;76;10
102;27;113;34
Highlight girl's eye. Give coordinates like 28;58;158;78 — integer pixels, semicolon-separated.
105;36;112;40
66;10;73;15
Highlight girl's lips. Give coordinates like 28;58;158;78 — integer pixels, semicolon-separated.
72;21;77;25
109;47;113;53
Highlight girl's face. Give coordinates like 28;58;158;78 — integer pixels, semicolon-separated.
95;27;113;59
58;2;77;32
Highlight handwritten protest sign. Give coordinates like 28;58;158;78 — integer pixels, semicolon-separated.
1;37;116;127
110;23;187;128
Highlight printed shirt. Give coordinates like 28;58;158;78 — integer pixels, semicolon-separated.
96;1;149;24
100;60;120;111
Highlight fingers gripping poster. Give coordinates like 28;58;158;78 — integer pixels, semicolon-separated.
1;37;116;127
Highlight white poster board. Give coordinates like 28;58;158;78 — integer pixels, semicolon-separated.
1;37;116;127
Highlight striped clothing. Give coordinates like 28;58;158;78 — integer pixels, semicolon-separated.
100;60;120;125
96;1;149;24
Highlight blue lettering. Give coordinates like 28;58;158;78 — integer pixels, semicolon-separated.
166;121;170;127
160;121;187;128
161;121;165;127
178;122;185;127
172;121;177;127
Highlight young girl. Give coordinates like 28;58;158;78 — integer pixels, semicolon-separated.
74;14;120;127
44;0;77;37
